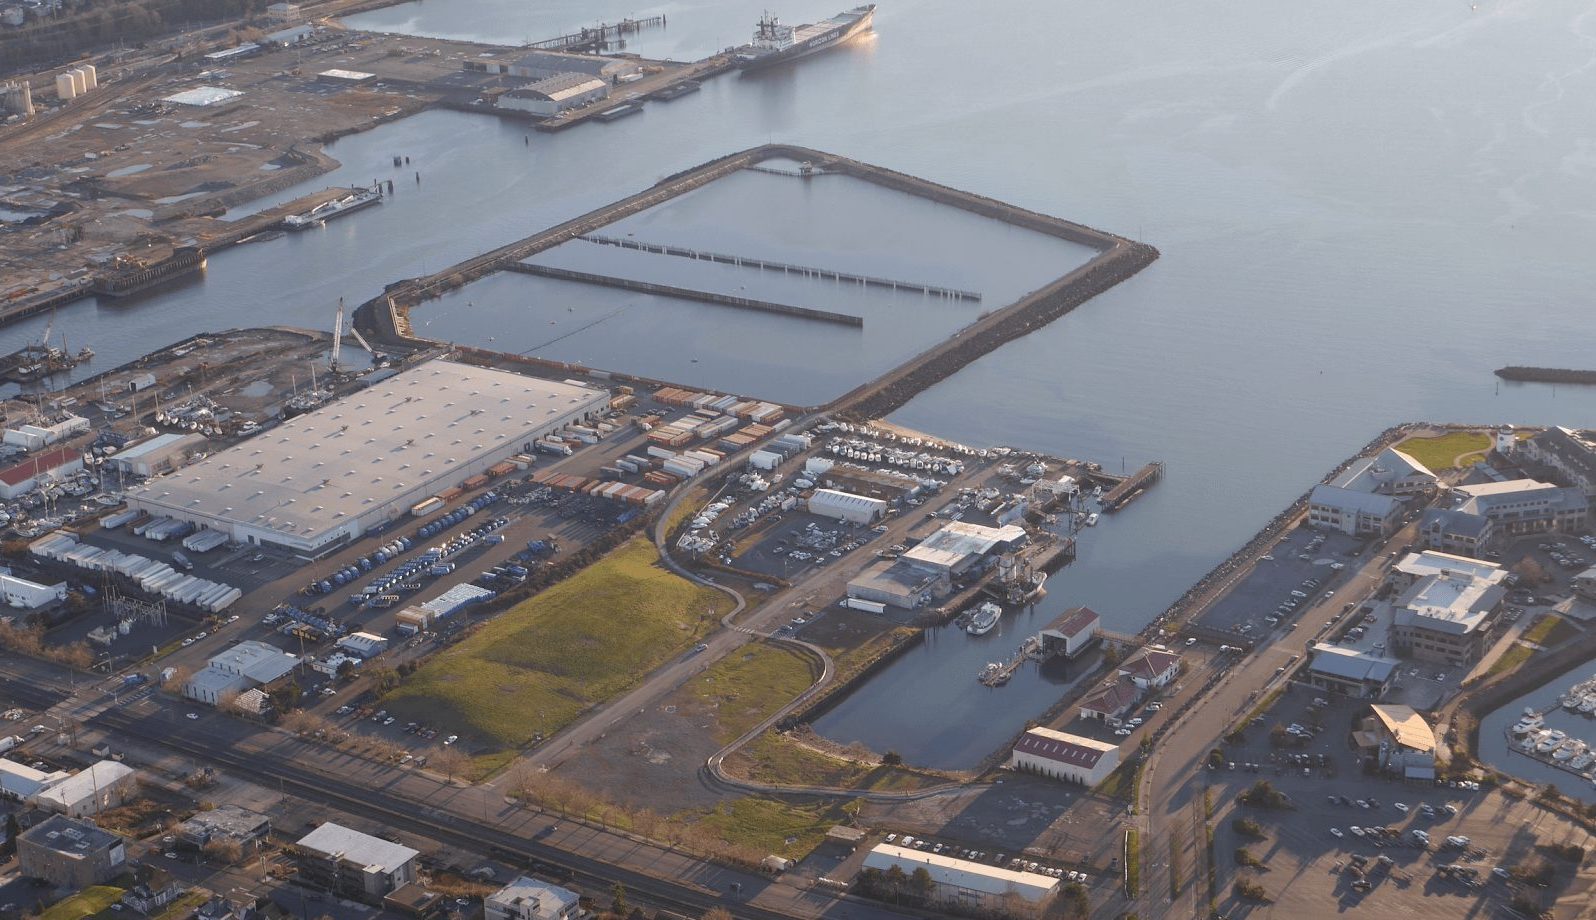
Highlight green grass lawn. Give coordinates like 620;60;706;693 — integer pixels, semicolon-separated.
1523;614;1581;648
684;642;818;743
41;887;125;920
384;537;732;753
152;891;211;920
692;796;848;860
724;731;942;791
1396;432;1491;471
1487;642;1533;678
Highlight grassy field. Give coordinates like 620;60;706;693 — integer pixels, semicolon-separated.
725;731;943;792
1524;614;1581;648
692;796;850;860
385;537;732;756
1488;642;1534;678
41;887;124;920
152;891;211;920
684;642;818;744
1396;432;1491;470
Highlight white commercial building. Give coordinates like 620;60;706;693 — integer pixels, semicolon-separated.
1451;479;1588;535
0;446;83;499
807;488;887;524
0;759;68;801
128;361;607;554
32;761;137;817
1009;728;1119;786
498;73;608;117
185;640;299;705
485;877;584;920
161;86;245;107
901;521;1027;575
1038;606;1100;659
295;822;418;900
862;844;1059;914
1331;447;1439;496
0;572;66;609
3;415;88;451
336;632;389;658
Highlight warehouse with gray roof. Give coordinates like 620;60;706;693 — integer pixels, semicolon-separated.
126;361;607;554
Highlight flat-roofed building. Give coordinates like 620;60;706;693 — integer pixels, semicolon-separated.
0;572;66;609
0;758;67;801
178;804;270;849
818;466;921;503
862;844;1058;915
1451;479;1587;535
1388;550;1507;592
468;50;639;82
901;521;1027;576
1304;643;1398;698
485;877;583;920
846;559;944;609
18;815;126;889
127;361;607;554
294;822;418;901
1009;728;1119;785
1390;570;1505;665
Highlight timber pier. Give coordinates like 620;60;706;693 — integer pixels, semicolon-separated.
1100;461;1164;512
526;16;666;52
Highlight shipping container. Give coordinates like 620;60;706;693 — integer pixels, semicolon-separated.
411;496;446;517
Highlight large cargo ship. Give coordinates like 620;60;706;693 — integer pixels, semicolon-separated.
737;5;875;72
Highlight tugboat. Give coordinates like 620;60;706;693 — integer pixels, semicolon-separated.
966;601;1002;636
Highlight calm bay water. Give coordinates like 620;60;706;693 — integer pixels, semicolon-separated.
12;0;1596;765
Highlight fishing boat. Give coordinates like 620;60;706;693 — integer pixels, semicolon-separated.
1086;512;1100;526
966;601;1002;636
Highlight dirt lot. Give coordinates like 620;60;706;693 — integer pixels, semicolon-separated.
0;29;522;301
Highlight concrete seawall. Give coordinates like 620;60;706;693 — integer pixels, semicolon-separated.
354;143;1160;420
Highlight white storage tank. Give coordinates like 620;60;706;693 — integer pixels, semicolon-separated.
69;69;86;95
55;72;77;100
79;63;97;89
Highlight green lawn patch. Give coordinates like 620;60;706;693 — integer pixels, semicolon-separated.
685;642;818;743
385;537;732;752
724;731;941;792
692;797;843;860
1488;642;1534;678
1523;614;1580;648
41;887;125;920
152;891;211;920
1126;828;1140;896
1395;432;1490;471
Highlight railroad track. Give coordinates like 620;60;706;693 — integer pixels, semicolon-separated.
87;706;882;920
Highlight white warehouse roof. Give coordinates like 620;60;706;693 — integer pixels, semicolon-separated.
863;844;1059;902
127;361;607;550
296;822;417;872
163;86;244;107
507;72;606;103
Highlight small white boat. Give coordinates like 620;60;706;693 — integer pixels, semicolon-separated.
1537;735;1562;753
1512;721;1537;735
1518;737;1540;752
1571;753;1593;771
1085;512;1099;526
1581;697;1596;714
1548;729;1568;743
1566;697;1583;711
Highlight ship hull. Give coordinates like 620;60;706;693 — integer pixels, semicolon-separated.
739;7;874;72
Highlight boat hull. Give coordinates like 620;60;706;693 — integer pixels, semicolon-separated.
739;7;874;72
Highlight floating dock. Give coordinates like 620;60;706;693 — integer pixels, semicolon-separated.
1100;461;1164;512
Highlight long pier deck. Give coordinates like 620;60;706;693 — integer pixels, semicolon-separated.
503;262;864;327
578;234;981;301
1100;461;1164;512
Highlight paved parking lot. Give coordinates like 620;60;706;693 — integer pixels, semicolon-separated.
730;511;880;582
1196;525;1364;636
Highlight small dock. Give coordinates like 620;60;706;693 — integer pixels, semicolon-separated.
579;234;982;301
502;262;864;327
980;636;1041;686
1100;461;1164;512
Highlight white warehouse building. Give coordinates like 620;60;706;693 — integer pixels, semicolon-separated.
1009;727;1120;786
127;361;608;554
862;844;1059;914
498;73;608;117
807;488;887;524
